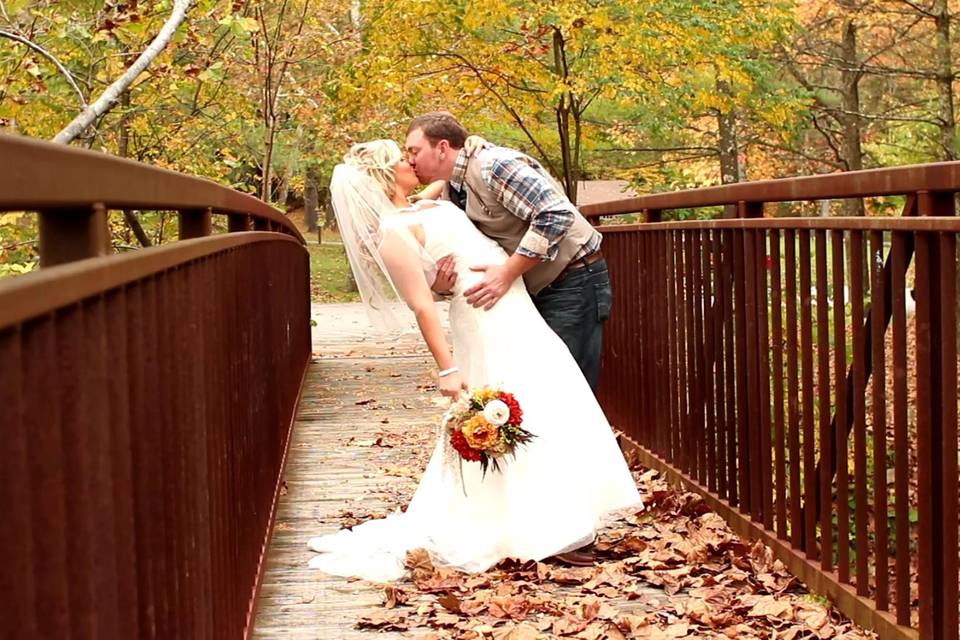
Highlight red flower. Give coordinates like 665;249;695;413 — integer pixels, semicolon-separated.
450;430;483;461
498;392;523;426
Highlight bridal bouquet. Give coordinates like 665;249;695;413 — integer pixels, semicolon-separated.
443;386;534;474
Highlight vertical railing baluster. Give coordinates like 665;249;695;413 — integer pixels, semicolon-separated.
690;230;706;484
770;231;787;539
816;229;833;571
869;230;888;607
702;230;717;493
734;227;750;512
757;230;773;529
799;229;817;559
667;231;680;466
850;231;869;596
785;230;802;548
713;230;728;499
723;229;738;506
891;232;911;626
833;231;850;585
678;231;691;475
743;227;761;522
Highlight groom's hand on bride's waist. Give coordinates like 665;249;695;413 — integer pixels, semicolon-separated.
464;263;515;310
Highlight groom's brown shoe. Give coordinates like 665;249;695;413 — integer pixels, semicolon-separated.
551;548;595;567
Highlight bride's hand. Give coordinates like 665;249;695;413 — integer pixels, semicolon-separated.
464;135;491;157
410;179;446;203
438;370;468;399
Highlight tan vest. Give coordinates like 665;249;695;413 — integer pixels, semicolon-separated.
446;154;598;295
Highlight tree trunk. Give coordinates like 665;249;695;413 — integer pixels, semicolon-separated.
552;28;577;202
52;0;192;144
323;186;335;230
716;79;741;185
570;107;583;205
934;0;956;160
277;172;290;209
304;166;319;233
117;89;152;247
261;115;276;202
839;17;865;215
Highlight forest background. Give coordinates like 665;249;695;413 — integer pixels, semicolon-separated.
1;0;957;292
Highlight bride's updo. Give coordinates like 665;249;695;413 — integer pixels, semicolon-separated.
343;140;403;198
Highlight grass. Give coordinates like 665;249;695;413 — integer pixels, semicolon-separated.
307;239;359;303
284;208;360;303
307;230;360;302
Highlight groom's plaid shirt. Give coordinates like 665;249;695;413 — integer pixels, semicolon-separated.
449;147;601;263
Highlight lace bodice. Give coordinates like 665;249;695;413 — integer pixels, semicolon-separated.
384;200;509;295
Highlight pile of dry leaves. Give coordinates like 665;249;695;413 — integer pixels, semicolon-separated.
351;469;875;640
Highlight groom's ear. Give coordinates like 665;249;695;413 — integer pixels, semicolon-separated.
436;139;449;155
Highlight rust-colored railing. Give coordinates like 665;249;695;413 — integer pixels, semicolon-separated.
583;165;960;640
0;135;311;638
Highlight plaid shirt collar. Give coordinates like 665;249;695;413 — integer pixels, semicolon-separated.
449;148;470;193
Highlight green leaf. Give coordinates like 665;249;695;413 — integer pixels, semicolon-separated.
236;16;260;32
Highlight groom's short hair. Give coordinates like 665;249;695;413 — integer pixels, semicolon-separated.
407;112;467;149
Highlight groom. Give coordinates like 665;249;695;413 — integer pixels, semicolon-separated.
404;112;612;393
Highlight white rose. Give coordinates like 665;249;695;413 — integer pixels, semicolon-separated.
483;399;510;426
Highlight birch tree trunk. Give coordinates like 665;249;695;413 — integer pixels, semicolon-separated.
52;0;192;144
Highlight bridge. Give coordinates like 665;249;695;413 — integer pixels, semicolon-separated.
1;134;957;639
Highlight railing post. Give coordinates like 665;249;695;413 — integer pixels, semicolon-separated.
737;201;764;218
179;207;212;240
645;208;662;223
228;214;250;232
915;190;958;640
253;217;270;232
38;203;110;267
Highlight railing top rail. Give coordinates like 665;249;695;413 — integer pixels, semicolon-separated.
581;160;960;218
0;134;304;242
596;215;960;233
0;231;299;328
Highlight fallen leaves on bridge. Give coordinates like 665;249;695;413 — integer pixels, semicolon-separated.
349;469;874;640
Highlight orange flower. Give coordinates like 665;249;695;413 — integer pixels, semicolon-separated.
461;415;501;451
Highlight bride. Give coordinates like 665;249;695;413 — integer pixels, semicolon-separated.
307;139;641;582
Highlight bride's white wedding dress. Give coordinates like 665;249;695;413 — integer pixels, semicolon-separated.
307;200;641;581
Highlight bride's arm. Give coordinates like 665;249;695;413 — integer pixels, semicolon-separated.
379;232;467;398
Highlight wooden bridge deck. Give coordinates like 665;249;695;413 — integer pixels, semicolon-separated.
252;305;434;639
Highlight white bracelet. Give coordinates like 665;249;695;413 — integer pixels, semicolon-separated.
438;367;459;377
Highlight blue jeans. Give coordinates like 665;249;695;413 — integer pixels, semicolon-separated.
532;259;612;392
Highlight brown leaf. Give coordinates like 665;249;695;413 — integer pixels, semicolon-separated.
356;609;409;631
553;615;589;636
747;595;793;619
416;569;464;593
383;585;408;609
664;622;689;638
493;624;542;640
405;548;435;580
488;596;531;621
437;593;462;614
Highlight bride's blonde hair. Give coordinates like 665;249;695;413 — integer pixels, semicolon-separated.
343;140;403;199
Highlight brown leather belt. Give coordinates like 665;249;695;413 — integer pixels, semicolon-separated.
557;250;603;279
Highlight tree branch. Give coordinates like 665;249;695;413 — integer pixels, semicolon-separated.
0;29;87;107
52;0;192;144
